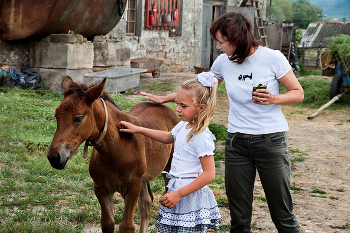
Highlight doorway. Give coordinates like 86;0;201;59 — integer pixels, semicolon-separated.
201;1;226;69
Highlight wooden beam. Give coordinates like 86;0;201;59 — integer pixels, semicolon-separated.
240;0;249;7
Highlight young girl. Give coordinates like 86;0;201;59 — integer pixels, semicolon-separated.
118;73;221;232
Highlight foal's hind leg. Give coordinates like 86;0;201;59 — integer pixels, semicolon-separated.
94;185;115;233
139;183;154;233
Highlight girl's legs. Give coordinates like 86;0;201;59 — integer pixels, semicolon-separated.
225;133;256;233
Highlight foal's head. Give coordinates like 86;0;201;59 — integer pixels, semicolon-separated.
47;76;115;169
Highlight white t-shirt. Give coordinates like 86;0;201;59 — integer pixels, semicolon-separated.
169;121;216;178
211;46;290;135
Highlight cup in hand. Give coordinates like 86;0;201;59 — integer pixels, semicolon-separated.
252;82;267;102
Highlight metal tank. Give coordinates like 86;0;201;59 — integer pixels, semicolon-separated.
0;0;127;40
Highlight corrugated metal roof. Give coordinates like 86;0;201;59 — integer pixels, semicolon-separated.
298;22;350;48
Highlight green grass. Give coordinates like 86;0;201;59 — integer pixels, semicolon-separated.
141;81;181;93
311;189;327;194
289;147;308;163
294;64;322;78
280;77;350;109
342;223;350;229
209;123;228;141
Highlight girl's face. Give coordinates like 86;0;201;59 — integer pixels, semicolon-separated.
175;89;199;122
215;31;236;57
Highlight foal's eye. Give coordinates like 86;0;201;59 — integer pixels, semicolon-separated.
74;116;84;123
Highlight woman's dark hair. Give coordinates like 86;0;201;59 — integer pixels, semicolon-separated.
210;10;262;64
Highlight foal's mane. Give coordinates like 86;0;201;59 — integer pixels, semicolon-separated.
63;81;121;110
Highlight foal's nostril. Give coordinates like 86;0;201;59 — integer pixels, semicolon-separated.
54;152;61;165
48;152;61;167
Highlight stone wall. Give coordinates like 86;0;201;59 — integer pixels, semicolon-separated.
0;39;29;72
106;0;203;73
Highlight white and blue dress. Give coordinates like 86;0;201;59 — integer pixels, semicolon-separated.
156;121;221;232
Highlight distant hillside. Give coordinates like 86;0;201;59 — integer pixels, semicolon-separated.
309;0;350;21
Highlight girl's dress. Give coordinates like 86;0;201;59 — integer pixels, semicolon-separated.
156;121;221;232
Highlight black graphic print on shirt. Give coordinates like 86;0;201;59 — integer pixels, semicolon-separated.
238;73;252;81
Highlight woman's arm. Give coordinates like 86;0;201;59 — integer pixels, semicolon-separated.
159;155;216;209
253;69;304;105
118;121;174;144
140;76;223;104
140;92;176;104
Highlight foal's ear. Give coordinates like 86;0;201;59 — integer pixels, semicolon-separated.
85;78;107;104
63;76;74;92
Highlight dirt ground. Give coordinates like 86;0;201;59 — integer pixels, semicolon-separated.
138;73;350;233
85;73;350;232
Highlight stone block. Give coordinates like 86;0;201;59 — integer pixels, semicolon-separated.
49;34;76;43
116;48;130;63
29;41;94;69
84;67;147;93
93;42;131;67
35;68;93;91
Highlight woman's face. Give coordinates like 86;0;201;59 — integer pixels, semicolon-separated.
215;31;236;57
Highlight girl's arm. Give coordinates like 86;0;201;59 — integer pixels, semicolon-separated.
159;155;216;209
254;69;304;105
118;121;174;144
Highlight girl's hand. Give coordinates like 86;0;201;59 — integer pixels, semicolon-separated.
159;190;182;209
252;89;275;105
118;121;138;133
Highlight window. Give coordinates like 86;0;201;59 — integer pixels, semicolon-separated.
126;0;137;35
144;0;181;30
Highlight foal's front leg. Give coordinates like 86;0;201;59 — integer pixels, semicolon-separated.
119;182;142;233
94;184;115;233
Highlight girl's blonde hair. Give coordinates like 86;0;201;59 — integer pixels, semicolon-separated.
179;77;218;142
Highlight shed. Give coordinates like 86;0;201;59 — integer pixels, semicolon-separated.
298;22;350;70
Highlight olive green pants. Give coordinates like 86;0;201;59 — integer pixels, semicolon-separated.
225;132;301;233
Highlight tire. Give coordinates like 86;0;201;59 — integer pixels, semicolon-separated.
329;74;343;103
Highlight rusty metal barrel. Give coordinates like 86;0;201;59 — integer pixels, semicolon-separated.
0;0;126;40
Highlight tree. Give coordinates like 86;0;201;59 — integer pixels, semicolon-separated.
266;0;293;21
292;0;323;29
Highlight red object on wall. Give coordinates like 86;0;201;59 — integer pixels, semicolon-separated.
149;11;154;25
144;0;180;30
152;4;157;20
173;9;178;20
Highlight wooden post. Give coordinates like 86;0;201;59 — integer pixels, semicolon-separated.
307;89;349;120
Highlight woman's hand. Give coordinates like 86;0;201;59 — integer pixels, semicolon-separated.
159;190;182;209
141;92;176;104
252;88;275;105
252;69;304;105
140;92;164;103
